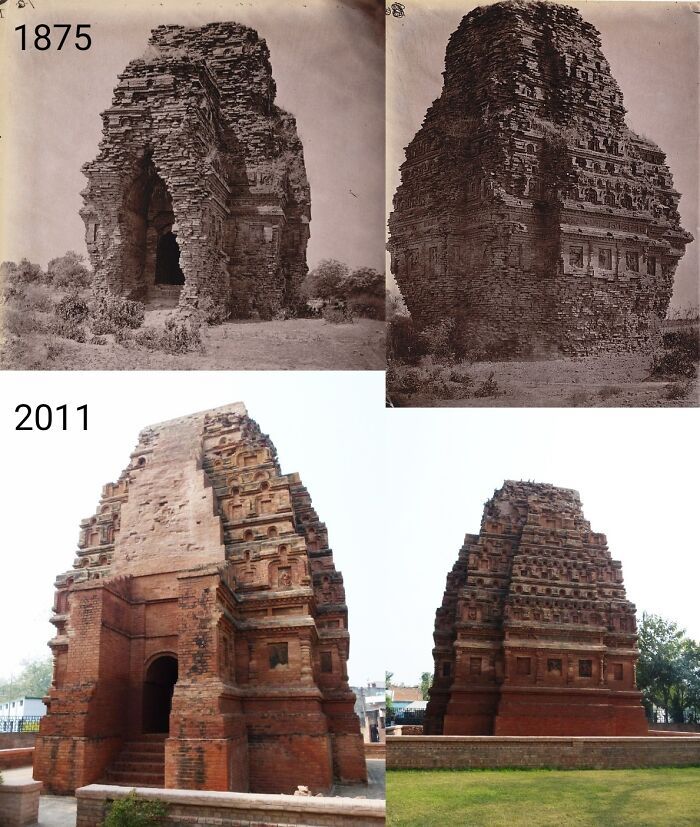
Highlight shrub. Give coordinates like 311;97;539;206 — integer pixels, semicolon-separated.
47;251;92;289
474;372;500;398
90;296;145;334
322;303;354;324
159;313;203;354
52;292;89;341
448;368;474;387
197;295;229;325
3;306;48;338
1;258;43;284
387;315;426;365
347;293;386;320
103;791;167;827
421;319;456;360
387;365;421;395
665;381;691;401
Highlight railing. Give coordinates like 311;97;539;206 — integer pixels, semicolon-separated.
0;716;42;733
386;709;425;726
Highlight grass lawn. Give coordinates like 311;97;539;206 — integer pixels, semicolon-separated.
387;767;700;826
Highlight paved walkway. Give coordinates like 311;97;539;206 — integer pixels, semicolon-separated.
1;767;77;827
332;758;385;799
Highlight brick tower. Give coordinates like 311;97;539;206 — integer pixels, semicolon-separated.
34;404;366;794
388;1;692;356
424;481;648;736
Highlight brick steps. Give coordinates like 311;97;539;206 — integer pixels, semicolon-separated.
102;734;166;788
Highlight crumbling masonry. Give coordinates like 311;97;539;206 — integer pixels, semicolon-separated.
388;1;693;356
425;481;648;736
80;23;310;318
34;404;366;794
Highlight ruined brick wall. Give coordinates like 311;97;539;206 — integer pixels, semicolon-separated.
35;403;365;795
81;23;310;319
387;735;700;770
424;480;648;737
388;0;693;356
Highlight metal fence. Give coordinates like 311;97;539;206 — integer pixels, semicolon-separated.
386;709;425;727
0;716;42;733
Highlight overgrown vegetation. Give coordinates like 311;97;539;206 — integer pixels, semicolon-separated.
103;791;167;827
303;259;385;322
90;295;145;335
651;328;699;380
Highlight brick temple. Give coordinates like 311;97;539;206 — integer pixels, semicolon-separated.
388;0;693;356
80;23;310;318
424;481;648;736
34;404;366;794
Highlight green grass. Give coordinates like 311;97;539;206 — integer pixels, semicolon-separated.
387;768;700;826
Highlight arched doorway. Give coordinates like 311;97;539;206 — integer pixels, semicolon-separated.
155;231;185;285
142;655;178;734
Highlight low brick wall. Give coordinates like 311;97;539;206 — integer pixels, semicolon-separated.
365;743;386;759
0;734;36;751
0;748;34;771
76;784;385;827
387;736;700;770
649;723;700;733
0;781;42;827
386;725;423;736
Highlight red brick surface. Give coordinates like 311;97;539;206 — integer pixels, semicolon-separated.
34;405;365;795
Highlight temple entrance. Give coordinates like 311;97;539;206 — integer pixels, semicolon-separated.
155;231;185;285
142;655;178;734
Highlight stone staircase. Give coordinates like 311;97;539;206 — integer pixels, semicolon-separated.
102;734;166;788
147;284;182;310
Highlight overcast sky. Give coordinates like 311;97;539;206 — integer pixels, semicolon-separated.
386;407;700;686
0;371;386;687
0;0;384;274
387;1;699;311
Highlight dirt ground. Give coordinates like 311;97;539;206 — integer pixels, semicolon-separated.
388;353;699;407
1;315;385;371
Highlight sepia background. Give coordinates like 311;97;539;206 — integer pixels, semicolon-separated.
0;0;385;274
386;1;699;311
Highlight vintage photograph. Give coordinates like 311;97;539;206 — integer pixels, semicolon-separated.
0;0;385;370
384;407;700;826
386;1;699;406
0;371;386;824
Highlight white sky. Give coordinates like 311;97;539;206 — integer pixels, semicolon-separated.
386;408;700;686
0;371;387;687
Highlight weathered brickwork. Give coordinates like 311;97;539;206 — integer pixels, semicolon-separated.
424;481;648;736
81;23;310;318
388;1;693;356
387;735;700;770
34;404;365;795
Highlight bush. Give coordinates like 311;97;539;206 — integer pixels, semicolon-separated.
103;791;167;827
421;319;457;360
388;315;426;365
347;293;386;320
387;365;421;395
197;295;229;325
160;313;203;354
90;296;145;335
2;306;48;338
1;258;43;285
474;372;500;398
52;292;89;341
665;381;691;401
47;251;92;289
322;303;354;324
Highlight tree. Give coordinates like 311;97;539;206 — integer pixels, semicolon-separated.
385;670;394;717
47;251;91;289
420;671;433;701
1;258;43;285
302;259;349;300
0;657;52;704
343;267;385;319
637;613;692;723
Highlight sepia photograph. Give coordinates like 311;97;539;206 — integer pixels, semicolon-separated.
386;1;699;407
0;0;385;370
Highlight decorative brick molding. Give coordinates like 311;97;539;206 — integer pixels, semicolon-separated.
0;780;41;827
0;749;34;771
387;736;700;770
76;784;385;827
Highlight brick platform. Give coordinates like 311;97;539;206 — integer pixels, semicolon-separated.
76;785;385;827
387;735;700;770
0;780;41;827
